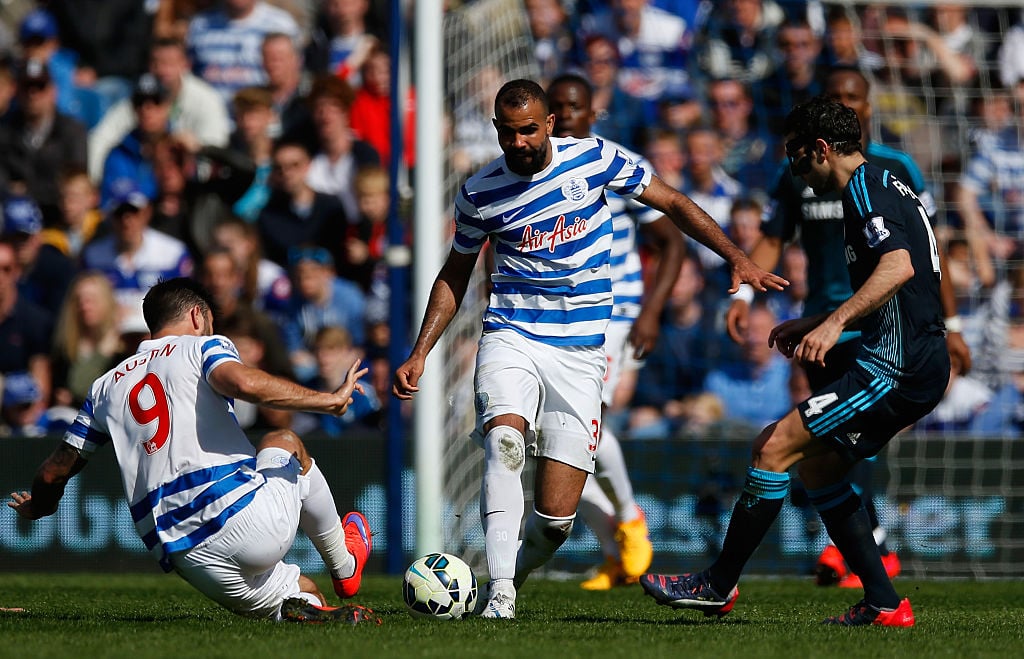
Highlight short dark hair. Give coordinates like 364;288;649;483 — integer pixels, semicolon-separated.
494;79;547;117
142;277;216;334
308;74;355;110
547;73;593;104
783;95;862;156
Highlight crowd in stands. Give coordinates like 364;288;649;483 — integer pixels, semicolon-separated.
0;0;1022;440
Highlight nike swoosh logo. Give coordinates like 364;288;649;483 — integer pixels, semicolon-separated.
483;510;506;517
501;207;526;222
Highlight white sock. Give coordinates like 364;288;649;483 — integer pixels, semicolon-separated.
299;459;355;579
577;475;618;559
480;426;526;582
594;427;639;523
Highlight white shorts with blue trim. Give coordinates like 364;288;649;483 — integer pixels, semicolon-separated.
169;447;310;618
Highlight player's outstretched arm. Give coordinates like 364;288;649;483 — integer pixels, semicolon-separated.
637;177;788;294
630;216;686;357
8;443;87;520
208;359;368;416
725;235;785;344
393;248;478;400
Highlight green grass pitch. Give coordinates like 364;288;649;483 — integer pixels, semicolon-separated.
1;573;1022;658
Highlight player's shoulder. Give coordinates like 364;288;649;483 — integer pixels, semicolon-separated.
592;133;649;168
865;142;925;188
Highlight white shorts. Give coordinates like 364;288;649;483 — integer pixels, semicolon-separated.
474;329;605;473
170;448;310;618
602;321;643;407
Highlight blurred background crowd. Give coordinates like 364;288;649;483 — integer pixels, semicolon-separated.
0;0;1021;442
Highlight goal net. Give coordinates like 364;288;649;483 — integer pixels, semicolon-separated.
433;0;1024;579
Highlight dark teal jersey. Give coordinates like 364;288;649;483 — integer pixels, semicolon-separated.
842;162;944;382
763;142;934;318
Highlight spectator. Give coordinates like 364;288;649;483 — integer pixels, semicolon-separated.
262;32;317;151
579;0;697;123
765;242;808;323
703;300;790;428
200;247;292;380
17;8;105;128
349;45;415;168
210;215;292;311
99;73;173;206
306;0;379;83
257;140;347;269
47;0;155;107
707;77;778;192
0;372;47;437
998;19;1024;107
630;254;720;437
822;5;885;72
49;271;127;409
0;58;87;227
40;168;103;259
306;75;380;221
81;180;193;336
643;128;686;189
0;237;52;422
579;35;648;150
728;196;763;256
680;127;744;276
279;246;366;382
450;65;506;175
186;0;300;103
228;86;276;222
694;0;786;83
956;88;1024;288
754;18;826;135
87;37;231;183
525;0;575;87
3;194;76;320
218;312;294;433
293;325;381;436
340;165;391;292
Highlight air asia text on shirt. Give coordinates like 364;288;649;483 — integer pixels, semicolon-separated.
516;215;588;253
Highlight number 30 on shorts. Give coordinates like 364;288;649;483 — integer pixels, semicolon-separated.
589;419;600;452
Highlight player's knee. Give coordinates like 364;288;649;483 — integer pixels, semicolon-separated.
258;430;308;466
483;425;526;474
525;510;575;549
751;420;798;472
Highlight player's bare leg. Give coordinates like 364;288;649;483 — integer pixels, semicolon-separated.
515;457;587;589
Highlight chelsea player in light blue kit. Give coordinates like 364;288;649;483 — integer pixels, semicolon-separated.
394;79;786;618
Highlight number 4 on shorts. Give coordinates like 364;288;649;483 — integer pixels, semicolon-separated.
803;393;838;417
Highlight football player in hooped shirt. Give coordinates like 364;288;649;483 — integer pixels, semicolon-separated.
642;96;949;627
9;278;378;624
393;78;786;619
547;73;685;590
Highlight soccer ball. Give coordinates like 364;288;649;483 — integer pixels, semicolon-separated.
402;552;478;620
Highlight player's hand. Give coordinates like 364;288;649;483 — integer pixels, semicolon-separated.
328;359;368;415
792;319;843;368
7;491;39;520
728;257;788;295
393;356;425;400
725;299;749;345
946;332;972;375
768;316;819;358
628;310;660;359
